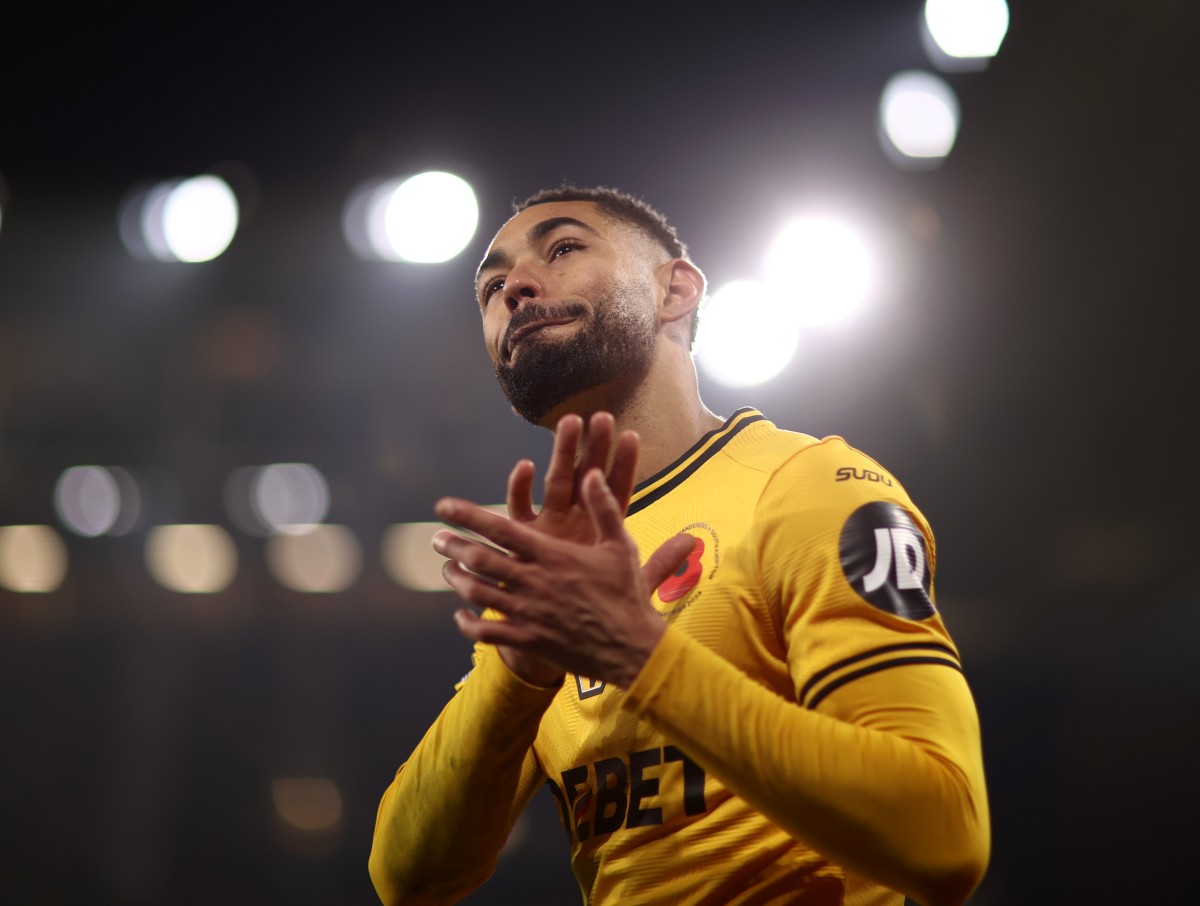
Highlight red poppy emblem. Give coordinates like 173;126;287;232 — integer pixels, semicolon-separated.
657;535;705;603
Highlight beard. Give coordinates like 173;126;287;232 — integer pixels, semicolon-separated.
494;281;657;425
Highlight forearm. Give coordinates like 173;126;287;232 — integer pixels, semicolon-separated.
369;646;556;905
622;628;989;906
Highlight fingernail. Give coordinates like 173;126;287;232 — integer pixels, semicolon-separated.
436;499;457;519
431;533;446;553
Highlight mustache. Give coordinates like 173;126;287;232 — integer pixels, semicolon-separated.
501;302;590;358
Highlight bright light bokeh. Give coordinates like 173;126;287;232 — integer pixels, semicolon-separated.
124;174;239;262
924;0;1009;62
382;521;450;591
145;524;238;593
0;525;68;593
879;70;960;165
695;280;799;388
162;175;239;262
266;524;362;593
763;216;874;327
271;777;344;833
345;171;478;263
54;466;121;537
54;465;142;537
251;463;330;535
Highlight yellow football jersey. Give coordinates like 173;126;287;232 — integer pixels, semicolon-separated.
370;409;989;906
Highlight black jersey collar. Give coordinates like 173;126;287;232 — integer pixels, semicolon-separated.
626;408;765;516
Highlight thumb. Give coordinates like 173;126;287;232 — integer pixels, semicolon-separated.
641;533;697;592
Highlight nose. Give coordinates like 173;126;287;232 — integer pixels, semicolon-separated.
501;258;543;311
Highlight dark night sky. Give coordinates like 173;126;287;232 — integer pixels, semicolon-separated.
1;1;1198;903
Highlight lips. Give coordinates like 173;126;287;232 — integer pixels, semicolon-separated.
505;317;577;356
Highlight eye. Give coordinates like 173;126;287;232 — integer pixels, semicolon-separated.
550;239;582;259
480;276;504;304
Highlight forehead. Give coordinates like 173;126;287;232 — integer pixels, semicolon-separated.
485;200;611;256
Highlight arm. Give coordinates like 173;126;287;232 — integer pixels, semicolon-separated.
434;430;989;905
624;443;989;905
370;414;635;902
622;630;989;906
367;642;555;905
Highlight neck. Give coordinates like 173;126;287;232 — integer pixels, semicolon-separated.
548;342;725;485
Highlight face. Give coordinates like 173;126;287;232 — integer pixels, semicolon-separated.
475;201;662;426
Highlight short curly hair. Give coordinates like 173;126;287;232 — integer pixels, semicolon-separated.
515;184;689;262
515;184;699;345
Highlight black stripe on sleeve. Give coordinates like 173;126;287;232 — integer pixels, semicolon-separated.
798;641;959;707
805;656;964;710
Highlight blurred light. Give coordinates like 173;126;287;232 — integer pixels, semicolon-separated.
763;216;874;327
343;171;478;263
224;466;267;536
53;466;143;537
271;777;343;833
119;174;240;262
879;70;960;167
0;525;68;593
695;281;799;388
251;463;329;535
54;466;120;536
923;0;1009;70
382;522;450;591
266;524;362;593
145;524;237;593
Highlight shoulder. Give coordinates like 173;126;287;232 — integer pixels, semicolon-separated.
728;422;907;503
743;426;934;554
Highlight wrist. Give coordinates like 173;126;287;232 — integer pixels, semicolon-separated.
615;614;667;689
498;647;564;689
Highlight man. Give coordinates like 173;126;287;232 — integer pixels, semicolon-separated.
369;186;990;905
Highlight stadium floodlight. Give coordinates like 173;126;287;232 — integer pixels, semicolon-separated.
382;522;450;592
343;170;478;263
879;70;961;168
53;465;143;537
266;524;362;593
764;216;874;328
250;463;330;536
923;0;1009;71
145;524;238;593
120;173;240;262
0;525;69;593
695;280;799;388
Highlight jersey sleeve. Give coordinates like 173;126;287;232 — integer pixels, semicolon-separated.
621;438;989;906
756;437;961;711
368;642;554;905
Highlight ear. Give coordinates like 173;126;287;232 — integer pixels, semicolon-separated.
657;258;707;327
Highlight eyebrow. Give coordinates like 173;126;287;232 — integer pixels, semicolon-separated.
475;215;604;286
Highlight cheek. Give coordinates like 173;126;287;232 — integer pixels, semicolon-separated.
482;309;504;361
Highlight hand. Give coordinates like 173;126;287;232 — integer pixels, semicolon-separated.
436;412;637;687
506;411;638;545
433;469;696;689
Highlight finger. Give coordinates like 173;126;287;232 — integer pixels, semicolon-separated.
433;531;521;583
441;560;518;612
543;414;584;512
580;411;614;480
436;498;541;559
608;430;640;512
582;468;627;542
507;459;537;523
453;608;536;649
642;533;698;591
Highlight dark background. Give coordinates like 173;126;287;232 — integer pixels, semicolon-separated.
2;1;1197;903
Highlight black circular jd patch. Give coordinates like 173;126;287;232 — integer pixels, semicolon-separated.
839;501;936;620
